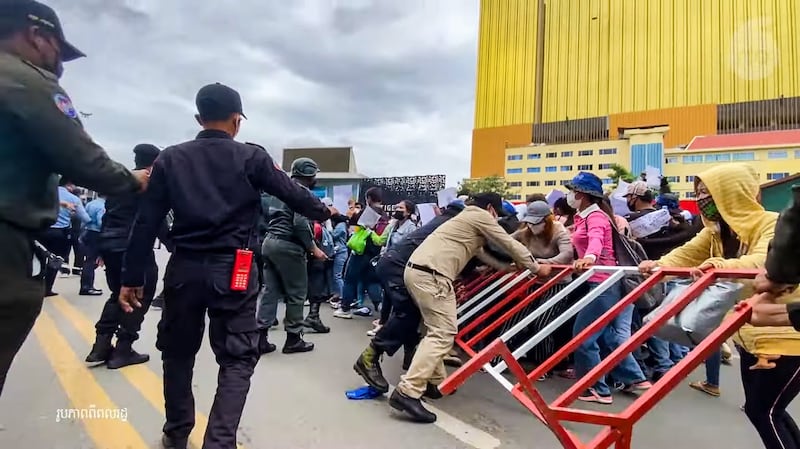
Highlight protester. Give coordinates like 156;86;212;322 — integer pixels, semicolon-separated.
566;172;651;404
639;163;777;399
553;197;576;231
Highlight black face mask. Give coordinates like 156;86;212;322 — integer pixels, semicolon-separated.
392;211;405;220
307;180;317;189
627;199;637;211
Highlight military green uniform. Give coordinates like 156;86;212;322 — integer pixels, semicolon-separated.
0;51;139;396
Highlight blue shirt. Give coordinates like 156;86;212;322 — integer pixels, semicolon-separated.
53;186;90;229
84;198;106;232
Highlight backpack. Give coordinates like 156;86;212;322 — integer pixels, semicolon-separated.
316;223;335;258
586;211;661;309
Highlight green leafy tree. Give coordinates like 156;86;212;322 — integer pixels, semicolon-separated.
457;175;517;198
607;163;636;189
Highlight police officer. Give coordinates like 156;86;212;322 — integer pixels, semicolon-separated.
119;83;332;449
0;0;147;397
86;144;166;370
257;157;330;355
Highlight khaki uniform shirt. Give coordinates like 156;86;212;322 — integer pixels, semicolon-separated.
408;206;538;281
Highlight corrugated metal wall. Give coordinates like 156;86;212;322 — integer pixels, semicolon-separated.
609;104;718;148
541;0;800;122
718;96;800;134
474;0;540;129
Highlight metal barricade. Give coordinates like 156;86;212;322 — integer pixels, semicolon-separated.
442;267;760;449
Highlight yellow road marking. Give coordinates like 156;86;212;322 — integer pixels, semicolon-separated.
33;310;150;449
50;296;241;449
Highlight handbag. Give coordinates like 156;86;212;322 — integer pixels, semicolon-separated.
346;228;371;255
643;279;744;346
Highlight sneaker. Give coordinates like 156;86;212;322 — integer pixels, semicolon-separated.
367;325;382;337
353;307;372;317
333;310;352;319
330;301;341;309
578;389;613;404
622;380;652;393
689;381;720;397
304;300;310;306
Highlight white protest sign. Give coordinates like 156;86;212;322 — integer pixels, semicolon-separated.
645;166;662;188
628;208;671;239
332;184;352;215
357;206;381;229
546;189;565;207
417;203;438;225
436;187;458;208
613;180;631;199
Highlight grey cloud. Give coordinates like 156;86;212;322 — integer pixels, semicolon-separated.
48;0;478;182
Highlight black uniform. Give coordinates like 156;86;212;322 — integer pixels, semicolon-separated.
121;129;330;449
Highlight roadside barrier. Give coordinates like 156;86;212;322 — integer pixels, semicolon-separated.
442;266;760;449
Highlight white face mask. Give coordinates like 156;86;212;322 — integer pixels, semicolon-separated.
566;191;578;209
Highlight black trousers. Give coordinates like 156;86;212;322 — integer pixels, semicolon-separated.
94;250;158;342
79;230;101;291
371;262;421;356
740;349;800;449
0;222;45;397
39;227;70;294
158;251;259;449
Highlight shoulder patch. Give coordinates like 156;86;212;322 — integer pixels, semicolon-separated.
53;93;78;119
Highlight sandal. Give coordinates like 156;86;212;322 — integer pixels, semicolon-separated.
689;381;720;397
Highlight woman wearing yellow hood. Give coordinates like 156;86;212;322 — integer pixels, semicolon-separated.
639;163;783;395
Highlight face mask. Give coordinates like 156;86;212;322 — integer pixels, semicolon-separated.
392;211;405;220
566;191;578;209
697;196;722;221
307;179;317;189
528;222;545;235
627;199;637;211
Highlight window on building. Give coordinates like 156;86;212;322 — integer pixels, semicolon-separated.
685;192;696;199
599;148;617;155
527;167;541;173
732;152;755;161
528;153;541;160
685;175;695;182
560;180;570;186
665;156;678;164
602;178;614;185
545;166;557;173
546;152;557;158
598;163;613;170
768;172;791;180
561;151;573;157
795;150;800;159
665;176;680;183
506;168;522;175
544;180;556;186
508;181;522;187
577;164;593;170
682;155;703;163
578;150;594;156
705;153;731;162
526;181;540;187
769;151;789;159
507;154;523;161
507;194;522;201
560;165;573;171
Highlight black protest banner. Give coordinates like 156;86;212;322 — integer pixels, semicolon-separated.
358;175;446;212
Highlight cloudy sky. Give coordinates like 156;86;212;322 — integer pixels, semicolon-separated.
49;0;479;184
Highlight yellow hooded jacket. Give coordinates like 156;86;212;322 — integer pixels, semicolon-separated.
656;163;800;356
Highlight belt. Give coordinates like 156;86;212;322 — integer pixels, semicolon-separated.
406;262;446;278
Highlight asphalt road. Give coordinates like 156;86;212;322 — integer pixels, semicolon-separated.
0;249;788;448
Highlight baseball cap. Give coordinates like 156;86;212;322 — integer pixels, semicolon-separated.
2;1;85;61
195;83;247;121
470;192;508;217
625;181;650;197
521;201;551;225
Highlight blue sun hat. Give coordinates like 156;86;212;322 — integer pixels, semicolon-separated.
565;172;604;198
502;201;517;216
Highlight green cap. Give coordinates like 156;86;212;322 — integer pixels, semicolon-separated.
291;157;320;177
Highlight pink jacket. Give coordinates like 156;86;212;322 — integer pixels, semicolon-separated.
571;205;617;282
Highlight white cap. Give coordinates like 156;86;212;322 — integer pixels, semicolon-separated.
321;197;333;207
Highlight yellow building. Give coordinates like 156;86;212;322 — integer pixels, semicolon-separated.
473;0;800;181
504;128;800;202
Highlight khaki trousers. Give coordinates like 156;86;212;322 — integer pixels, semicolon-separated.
396;267;457;399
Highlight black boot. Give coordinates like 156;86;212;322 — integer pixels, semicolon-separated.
421;383;456;400
106;340;150;370
85;334;113;364
389;389;437;423
282;332;314;354
161;433;188;449
353;343;389;393
303;302;330;334
258;329;276;355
